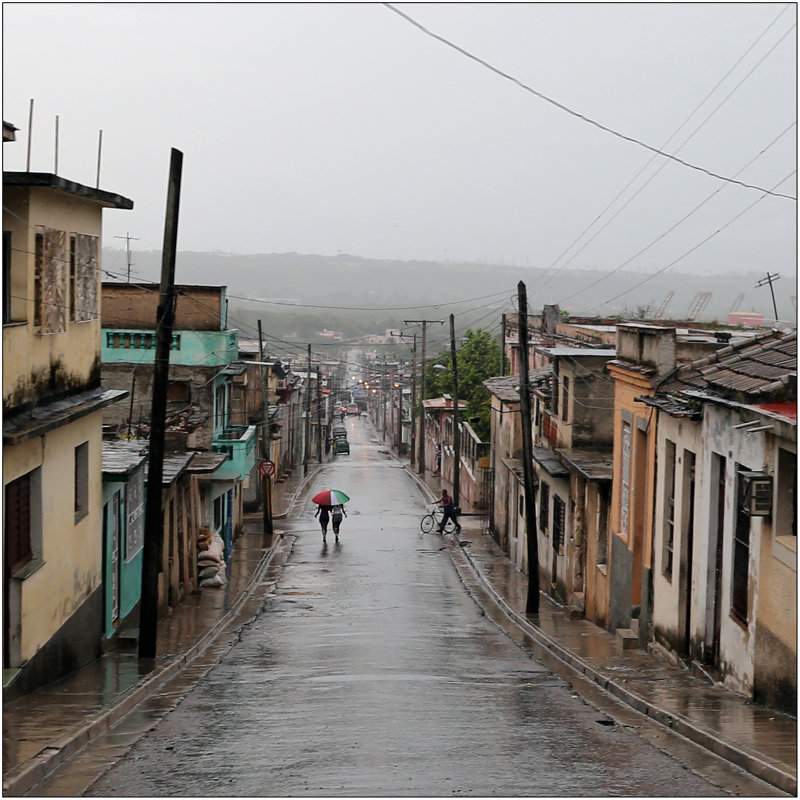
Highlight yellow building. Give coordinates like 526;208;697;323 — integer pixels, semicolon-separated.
3;168;132;698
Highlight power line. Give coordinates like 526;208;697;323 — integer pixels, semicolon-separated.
598;169;797;308
530;4;796;291
384;3;796;201
557;121;797;305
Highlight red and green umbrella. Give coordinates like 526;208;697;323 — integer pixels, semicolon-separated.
312;489;350;506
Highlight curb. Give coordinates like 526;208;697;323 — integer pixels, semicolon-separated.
3;533;291;798
452;534;796;796
272;465;323;519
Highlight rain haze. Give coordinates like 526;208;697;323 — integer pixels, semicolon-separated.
3;2;797;300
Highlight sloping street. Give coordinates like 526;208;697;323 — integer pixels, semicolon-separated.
81;417;729;797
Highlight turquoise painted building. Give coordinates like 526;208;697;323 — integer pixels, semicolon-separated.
101;441;147;642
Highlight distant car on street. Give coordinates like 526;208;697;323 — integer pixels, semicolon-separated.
346;403;360;416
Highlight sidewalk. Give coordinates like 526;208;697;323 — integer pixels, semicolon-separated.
409;466;797;796
2;465;321;797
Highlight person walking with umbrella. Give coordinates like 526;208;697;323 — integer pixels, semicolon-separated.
314;504;331;541
331;504;347;542
312;489;350;543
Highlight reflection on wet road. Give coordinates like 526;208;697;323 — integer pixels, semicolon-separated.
89;417;726;796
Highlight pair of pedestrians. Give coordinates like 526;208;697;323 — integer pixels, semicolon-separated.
314;503;347;542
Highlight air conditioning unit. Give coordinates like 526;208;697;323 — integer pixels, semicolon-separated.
740;472;773;516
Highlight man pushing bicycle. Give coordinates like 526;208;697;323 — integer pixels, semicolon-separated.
435;489;461;533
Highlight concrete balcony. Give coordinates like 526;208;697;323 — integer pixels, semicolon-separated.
211;424;257;480
102;328;238;367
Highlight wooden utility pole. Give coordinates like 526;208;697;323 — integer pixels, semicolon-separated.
500;314;507;377
410;333;417;469
316;364;323;463
139;148;183;659
755;272;780;322
404;319;444;475
517;281;540;613
304;344;311;474
449;314;461;510
257;321;273;537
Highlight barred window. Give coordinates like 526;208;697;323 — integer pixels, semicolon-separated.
553;494;566;550
539;481;550;532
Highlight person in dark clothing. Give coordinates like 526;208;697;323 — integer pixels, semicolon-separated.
314;504;331;540
435;489;461;533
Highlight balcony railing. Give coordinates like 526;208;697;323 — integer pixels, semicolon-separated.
212;424;257;480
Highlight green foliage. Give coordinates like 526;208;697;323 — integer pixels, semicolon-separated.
425;328;501;441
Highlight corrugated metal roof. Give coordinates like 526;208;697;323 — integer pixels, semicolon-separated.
483;366;553;402
102;440;147;475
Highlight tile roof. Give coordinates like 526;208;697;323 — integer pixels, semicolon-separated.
661;330;796;399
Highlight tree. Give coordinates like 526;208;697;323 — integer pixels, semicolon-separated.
425;328;501;441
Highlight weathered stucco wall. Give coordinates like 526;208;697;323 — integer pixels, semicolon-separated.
3;187;104;413
5;411;104;665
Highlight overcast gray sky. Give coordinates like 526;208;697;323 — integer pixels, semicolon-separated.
3;2;797;286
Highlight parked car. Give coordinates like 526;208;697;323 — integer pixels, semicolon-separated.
334;439;350;455
332;426;347;440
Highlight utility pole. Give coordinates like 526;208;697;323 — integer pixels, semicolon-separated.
115;232;139;283
404;319;444;476
316;364;323;463
304;344;311;474
257;321;273;537
756;273;780;322
410;333;417;469
500;314;507;377
449;313;461;511
517;282;540;614
139;148;183;659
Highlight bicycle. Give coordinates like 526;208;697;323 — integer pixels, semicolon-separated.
419;505;457;535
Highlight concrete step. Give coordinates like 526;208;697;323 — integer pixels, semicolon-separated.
616;628;639;649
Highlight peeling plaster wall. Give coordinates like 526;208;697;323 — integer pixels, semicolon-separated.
3;187;104;413
4;412;104;668
699;404;767;697
652;414;703;657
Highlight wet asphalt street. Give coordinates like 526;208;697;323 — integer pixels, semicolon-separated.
87;417;727;797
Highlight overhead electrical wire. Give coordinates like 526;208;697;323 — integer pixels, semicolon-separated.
384;3;796;201
598;168;797;308
529;4;797;291
557;121;797;305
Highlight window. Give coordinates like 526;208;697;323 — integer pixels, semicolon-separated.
596;483;610;566
5;473;33;574
74;442;89;522
214;382;228;433
561;376;569;422
34;233;43;327
72;233;98;322
731;466;751;624
36;227;68;334
621;420;632;539
539;481;550;532
3;231;11;324
553;495;566;551
663;440;676;580
518;494;524;517
69;235;76;322
125;469;145;561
